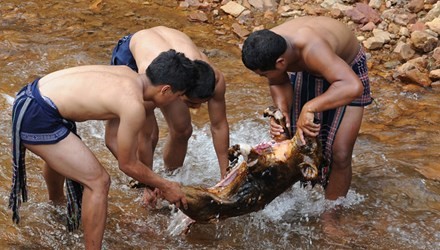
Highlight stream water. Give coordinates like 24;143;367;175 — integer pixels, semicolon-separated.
1;0;439;249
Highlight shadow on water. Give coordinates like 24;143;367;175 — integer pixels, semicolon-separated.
0;0;439;249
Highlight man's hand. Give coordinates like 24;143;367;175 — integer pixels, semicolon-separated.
269;118;285;141
160;181;188;210
297;110;320;144
269;110;291;142
142;187;160;208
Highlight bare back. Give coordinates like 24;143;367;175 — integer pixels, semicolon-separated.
38;65;145;122
272;16;359;64
130;26;209;74
129;26;226;111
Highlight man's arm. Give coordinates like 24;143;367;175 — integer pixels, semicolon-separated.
207;72;230;179
297;39;364;142
302;41;363;112
268;72;293;138
116;103;187;208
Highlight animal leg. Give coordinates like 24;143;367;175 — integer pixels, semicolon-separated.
299;162;319;180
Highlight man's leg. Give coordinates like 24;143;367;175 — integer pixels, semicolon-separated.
160;100;192;171
321;106;364;238
325;106;364;200
26;133;110;250
43;164;65;204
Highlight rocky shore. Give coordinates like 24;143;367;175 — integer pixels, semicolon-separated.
180;0;440;90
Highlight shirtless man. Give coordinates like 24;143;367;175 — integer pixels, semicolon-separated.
106;26;229;205
9;50;195;250
241;16;372;200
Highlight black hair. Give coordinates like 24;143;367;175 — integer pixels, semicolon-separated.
146;49;197;92
241;29;287;71
184;60;216;99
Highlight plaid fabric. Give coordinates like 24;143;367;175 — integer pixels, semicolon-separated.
289;45;372;187
9;80;83;231
9;86;32;224
66;179;84;231
349;46;372;106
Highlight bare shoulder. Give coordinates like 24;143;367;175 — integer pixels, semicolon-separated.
214;68;226;96
132;26;203;63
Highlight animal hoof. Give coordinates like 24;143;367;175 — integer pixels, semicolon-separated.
299;163;318;180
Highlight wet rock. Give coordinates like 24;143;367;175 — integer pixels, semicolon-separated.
89;0;103;13
248;0;264;10
280;10;302;17
394;57;432;87
252;25;265;32
383;60;400;69
405;69;432;87
387;23;400;35
263;10;276;21
394;13;417;26
363;36;384;50
360;21;376;31
426;18;440;34
409;22;427;33
431;80;440;90
393;41;415;61
345;3;381;24
368;0;382;10
381;9;396;22
410;30;438;53
402;83;426;92
188;11;209;22
429;69;440;80
262;0;277;10
433;47;440;63
373;28;391;43
407;0;424;13
423;2;440;22
321;0;340;9
221;1;246;17
180;0;203;8
399;27;410;37
236;10;252;24
330;8;344;18
232;23;250;38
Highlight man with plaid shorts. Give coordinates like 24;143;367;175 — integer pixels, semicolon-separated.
242;16;372;200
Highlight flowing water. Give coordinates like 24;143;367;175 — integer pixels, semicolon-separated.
1;0;439;249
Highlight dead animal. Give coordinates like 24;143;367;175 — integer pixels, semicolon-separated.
178;106;323;223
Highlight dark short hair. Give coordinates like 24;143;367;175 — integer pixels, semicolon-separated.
185;60;216;99
241;29;287;71
146;49;197;92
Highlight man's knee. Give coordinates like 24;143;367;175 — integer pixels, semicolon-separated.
150;130;159;146
170;124;193;141
331;148;353;171
87;173;111;195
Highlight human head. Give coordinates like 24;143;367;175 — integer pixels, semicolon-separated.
185;60;216;99
241;29;287;71
146;49;197;93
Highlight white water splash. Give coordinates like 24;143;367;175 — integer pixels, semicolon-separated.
167;210;195;236
1;93;15;106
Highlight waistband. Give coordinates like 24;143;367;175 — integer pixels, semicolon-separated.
349;44;366;67
19;79;63;117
